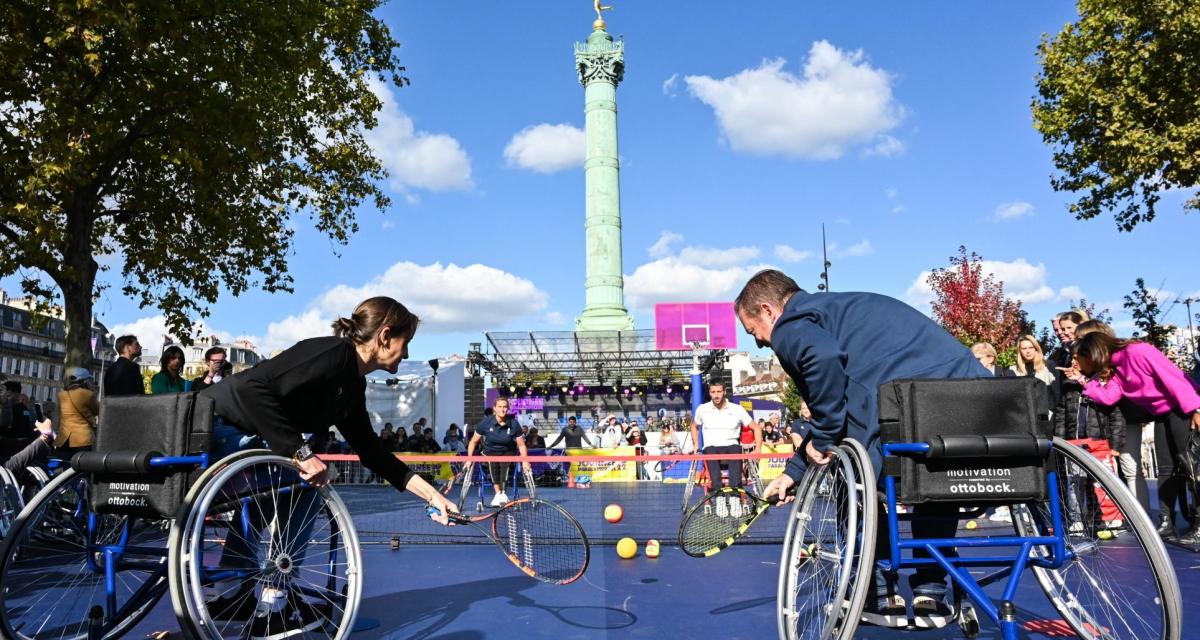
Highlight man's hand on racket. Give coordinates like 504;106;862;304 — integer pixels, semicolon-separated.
764;474;795;505
297;456;329;488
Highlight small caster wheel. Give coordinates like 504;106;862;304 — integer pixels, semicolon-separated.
957;601;980;638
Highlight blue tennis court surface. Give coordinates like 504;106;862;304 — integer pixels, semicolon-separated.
125;536;1199;639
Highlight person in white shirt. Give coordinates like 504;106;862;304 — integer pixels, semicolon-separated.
689;381;754;492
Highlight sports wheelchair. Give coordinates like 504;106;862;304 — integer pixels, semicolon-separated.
0;392;363;639
777;378;1182;640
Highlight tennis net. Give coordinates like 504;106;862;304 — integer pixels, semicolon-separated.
320;450;797;546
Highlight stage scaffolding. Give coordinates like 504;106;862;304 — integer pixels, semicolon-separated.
467;330;723;387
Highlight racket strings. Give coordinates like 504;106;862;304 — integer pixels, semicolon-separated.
494;501;588;584
680;490;761;556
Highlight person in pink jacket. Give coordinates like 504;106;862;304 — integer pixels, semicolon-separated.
1062;332;1200;543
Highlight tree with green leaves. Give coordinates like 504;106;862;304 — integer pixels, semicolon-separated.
0;1;406;371
781;377;805;423
1123;278;1175;350
1033;0;1200;231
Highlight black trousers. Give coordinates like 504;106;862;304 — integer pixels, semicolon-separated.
703;444;744;490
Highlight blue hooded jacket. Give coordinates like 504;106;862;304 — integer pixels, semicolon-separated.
771;290;988;482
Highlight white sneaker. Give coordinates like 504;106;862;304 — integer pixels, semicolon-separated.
989;507;1012;523
715;496;729;518
490;492;508;507
730;497;743;519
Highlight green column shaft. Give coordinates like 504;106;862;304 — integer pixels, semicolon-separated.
575;28;634;332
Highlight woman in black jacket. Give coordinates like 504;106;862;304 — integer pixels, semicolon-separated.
200;296;457;635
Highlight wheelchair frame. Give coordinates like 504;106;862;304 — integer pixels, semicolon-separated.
0;450;362;640
879;437;1180;640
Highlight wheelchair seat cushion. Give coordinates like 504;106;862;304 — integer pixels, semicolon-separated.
89;392;214;518
879;377;1052;504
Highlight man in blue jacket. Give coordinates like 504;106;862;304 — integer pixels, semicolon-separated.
736;269;987;629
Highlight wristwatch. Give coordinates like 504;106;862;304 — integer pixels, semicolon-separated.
293;443;315;464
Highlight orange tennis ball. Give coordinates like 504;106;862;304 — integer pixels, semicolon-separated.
616;537;638;559
604;504;624;523
645;539;661;558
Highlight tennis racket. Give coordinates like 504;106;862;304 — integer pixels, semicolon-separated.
427;497;590;584
678;486;790;557
522;465;537;500
457;461;475;509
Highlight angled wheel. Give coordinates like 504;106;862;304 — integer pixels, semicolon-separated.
0;467;22;539
1013;437;1181;640
170;453;362;639
777;440;876;640
0;468;168;639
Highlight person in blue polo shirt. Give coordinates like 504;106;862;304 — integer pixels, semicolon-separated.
467;396;532;507
736;269;987;630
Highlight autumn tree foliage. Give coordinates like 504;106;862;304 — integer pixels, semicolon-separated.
926;247;1025;353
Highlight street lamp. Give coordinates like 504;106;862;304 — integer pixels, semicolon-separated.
427;358;440;437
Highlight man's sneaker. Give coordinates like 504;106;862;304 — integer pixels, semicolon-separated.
1103;519;1125;531
490;492;508;507
206;583;259;621
248;599;322;639
911;595;952;629
860;594;908;628
729;496;744;518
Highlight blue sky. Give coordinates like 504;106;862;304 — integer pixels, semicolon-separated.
16;1;1199;359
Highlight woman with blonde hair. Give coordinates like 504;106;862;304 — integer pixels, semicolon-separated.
971;342;1013;377
1009;335;1054;386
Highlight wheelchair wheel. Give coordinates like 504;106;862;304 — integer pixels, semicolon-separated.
0;467;23;539
1013;437;1181;640
777;441;876;640
0;468;168;639
170;453;362;639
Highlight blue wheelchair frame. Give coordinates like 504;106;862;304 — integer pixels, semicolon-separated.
880;441;1068;640
70;454;208;632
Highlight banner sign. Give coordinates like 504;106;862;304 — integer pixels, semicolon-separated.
566;447;636;482
509;397;545;411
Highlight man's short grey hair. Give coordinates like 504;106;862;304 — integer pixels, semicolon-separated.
734;269;803;316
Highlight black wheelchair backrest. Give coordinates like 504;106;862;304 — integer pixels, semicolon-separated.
879;377;1052;504
88;392;214;518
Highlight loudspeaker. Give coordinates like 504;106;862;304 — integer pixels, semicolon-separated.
464;375;485;426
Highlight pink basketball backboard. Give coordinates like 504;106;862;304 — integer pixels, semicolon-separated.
655;302;738;350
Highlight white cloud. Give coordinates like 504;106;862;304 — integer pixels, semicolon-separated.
662;73;680;97
891;205;907;214
311;262;547;336
626;240;774;310
364;79;473;194
684;41;903;159
544;311;566;326
677;245;761;269
648;231;684;258
906;257;1056;308
774;244;812;263
381;219;395;230
885;187;899;199
259;309;332;355
108;315;230;353
625;258;772;310
503;123;586;173
993;201;1034;220
1057;286;1086;302
839;240;874;258
864;134;905;157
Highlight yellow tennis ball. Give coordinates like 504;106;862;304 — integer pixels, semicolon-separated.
604;504;624;523
616;537;638;559
966;520;978;530
1097;530;1114;540
645;539;661;558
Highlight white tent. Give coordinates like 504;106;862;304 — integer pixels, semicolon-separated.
361;361;464;440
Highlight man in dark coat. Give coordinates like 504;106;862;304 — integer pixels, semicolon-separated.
102;335;145;397
735;269;987;629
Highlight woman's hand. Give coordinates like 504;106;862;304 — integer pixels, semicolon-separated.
297;456;329;488
1055;366;1086;385
427;492;459;526
1192;410;1200;432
